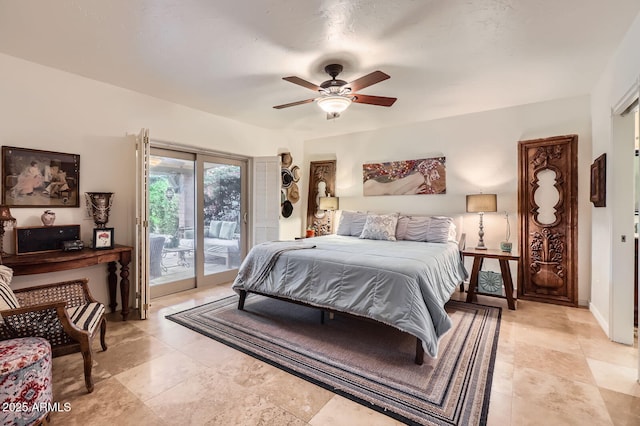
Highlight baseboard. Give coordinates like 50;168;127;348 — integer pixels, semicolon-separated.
589;302;610;339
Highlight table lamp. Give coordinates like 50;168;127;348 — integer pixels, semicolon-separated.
466;193;497;250
318;195;339;235
0;205;17;256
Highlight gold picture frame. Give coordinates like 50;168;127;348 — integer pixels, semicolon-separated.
2;146;80;207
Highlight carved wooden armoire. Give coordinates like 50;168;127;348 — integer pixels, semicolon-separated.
518;135;578;306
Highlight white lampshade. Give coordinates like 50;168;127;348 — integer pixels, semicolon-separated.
466;194;497;213
319;196;339;211
317;95;352;114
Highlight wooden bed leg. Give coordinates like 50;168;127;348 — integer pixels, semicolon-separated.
415;339;424;365
320;310;325;324
238;290;247;310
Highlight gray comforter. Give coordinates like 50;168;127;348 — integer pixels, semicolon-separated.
232;235;467;357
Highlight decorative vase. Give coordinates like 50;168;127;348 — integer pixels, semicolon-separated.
500;241;513;253
305;229;315;238
40;210;56;226
85;192;114;228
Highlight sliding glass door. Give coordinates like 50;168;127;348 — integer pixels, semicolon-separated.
148;148;247;297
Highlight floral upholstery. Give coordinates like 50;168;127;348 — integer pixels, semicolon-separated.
0;337;52;426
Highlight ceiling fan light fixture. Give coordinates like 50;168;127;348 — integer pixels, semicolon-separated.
317;95;352;114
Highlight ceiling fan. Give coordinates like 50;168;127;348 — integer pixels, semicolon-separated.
273;64;397;119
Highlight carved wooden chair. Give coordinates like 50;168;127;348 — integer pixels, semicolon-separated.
0;278;107;393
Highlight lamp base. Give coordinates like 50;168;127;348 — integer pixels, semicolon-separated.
474;246;488;250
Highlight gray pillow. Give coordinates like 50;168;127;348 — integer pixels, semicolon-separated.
395;215;411;240
337;211;368;236
336;211;354;236
350;212;368;236
426;216;454;243
360;213;399;241
404;216;431;241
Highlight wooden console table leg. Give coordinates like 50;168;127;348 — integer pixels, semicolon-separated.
119;251;132;321
466;256;483;303
499;259;516;310
107;261;117;314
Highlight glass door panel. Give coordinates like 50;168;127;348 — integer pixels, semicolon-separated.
200;158;245;285
149;149;196;298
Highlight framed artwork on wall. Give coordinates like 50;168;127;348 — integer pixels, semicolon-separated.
1;146;80;207
362;156;446;196
590;153;606;207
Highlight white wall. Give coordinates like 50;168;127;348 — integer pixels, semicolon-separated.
303;95;593;305
590;11;640;344
0;53;298;308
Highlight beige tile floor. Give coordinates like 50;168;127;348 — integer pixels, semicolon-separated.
48;285;640;425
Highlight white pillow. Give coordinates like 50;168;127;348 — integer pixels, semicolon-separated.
360;213;399;241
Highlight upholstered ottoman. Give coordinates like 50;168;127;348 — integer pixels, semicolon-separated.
0;337;52;426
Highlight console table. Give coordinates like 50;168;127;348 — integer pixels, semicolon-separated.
2;245;133;320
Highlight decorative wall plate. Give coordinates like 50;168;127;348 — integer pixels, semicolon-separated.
478;271;503;295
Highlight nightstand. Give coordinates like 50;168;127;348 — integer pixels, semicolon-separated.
462;248;520;310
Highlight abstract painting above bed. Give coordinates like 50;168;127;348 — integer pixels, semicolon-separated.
362;156;446;196
232;235;467;358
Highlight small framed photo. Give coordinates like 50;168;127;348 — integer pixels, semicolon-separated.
93;228;114;250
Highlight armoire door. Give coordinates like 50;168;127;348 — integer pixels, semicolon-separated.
518;134;578;306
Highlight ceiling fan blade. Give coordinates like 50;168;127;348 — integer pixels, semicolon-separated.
282;76;321;92
347;71;390;92
352;94;397;107
273;98;316;109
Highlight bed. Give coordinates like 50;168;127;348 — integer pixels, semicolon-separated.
232;229;467;364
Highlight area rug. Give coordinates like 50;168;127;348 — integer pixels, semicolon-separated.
166;295;501;425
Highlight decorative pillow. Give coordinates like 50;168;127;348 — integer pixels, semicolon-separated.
426;216;454;243
360;213;399;241
208;221;223;238
0;266;18;325
219;221;237;240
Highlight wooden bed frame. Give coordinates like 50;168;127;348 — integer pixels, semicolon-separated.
236;233;466;366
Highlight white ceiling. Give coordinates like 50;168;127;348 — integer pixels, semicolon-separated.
1;0;639;138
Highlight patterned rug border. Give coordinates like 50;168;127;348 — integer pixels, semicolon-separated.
166;295;501;426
